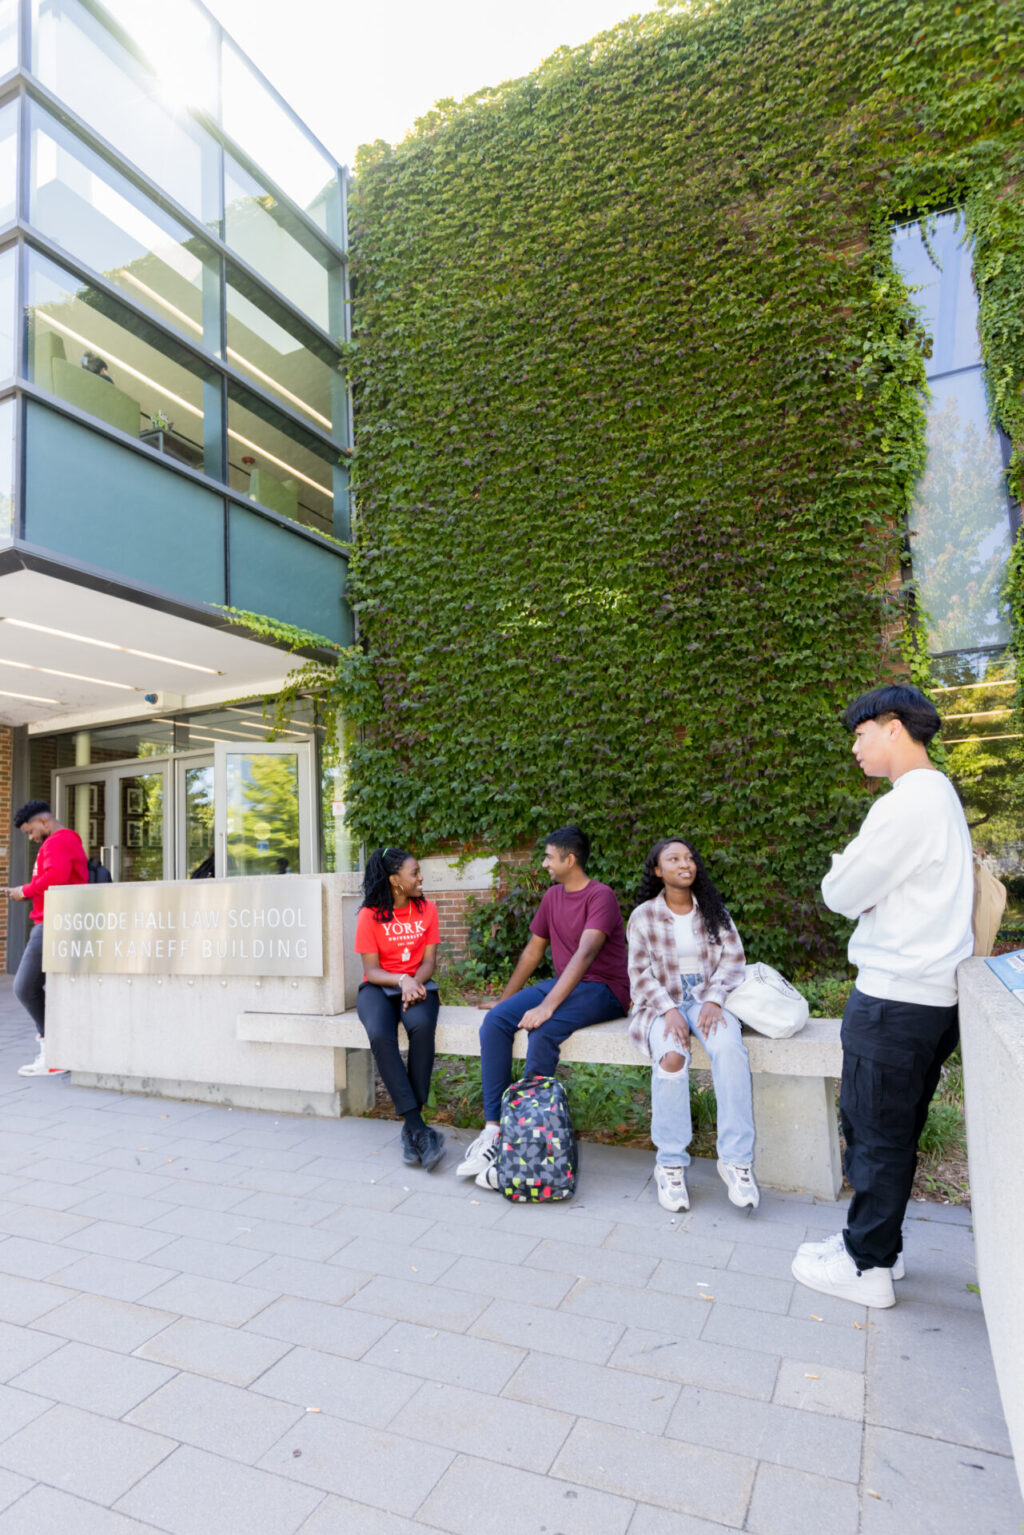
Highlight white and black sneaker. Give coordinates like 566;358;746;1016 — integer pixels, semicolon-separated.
474;1138;501;1192
455;1125;499;1178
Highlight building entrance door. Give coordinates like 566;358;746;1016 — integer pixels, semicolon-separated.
55;742;316;881
58;762;170;881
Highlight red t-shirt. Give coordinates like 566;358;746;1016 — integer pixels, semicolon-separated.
355;899;440;979
22;827;88;925
530;879;630;1012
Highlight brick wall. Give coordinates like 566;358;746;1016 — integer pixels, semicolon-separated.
0;726;11;972
427;888;479;957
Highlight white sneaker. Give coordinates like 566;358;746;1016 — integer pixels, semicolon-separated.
17;1045;66;1078
791;1241;896;1308
474;1140;501;1192
797;1231;905;1280
718;1160;760;1209
456;1125;499;1178
655;1164;689;1212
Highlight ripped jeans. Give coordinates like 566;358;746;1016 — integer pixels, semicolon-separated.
649;972;755;1168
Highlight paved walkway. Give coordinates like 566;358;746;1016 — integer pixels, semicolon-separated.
0;981;1018;1533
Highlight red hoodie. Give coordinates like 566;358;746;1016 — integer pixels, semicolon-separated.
21;827;88;924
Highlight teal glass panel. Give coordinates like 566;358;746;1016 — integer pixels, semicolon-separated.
224;155;332;334
226;268;341;436
0;99;16;228
221;41;341;239
31;0;218;223
0;397;14;542
0;244;15;376
228;502;349;645
28;102;219;349
26;248;212;467
25;401;225;604
0;0;17;74
227;382;337;536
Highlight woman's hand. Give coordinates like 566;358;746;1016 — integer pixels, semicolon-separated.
696;1001;723;1038
664;1008;690;1052
399;976;426;1008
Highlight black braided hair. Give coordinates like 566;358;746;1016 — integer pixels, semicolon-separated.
635;836;733;945
361;846;424;922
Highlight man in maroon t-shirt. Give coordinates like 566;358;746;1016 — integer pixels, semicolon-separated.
6;800;87;1077
456;825;630;1188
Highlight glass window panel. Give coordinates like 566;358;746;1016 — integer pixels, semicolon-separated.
119;769;164;881
0;397;14;542
224;155;332;334
28;103;218;349
225;749;300;877
98;0;218;119
226;270;339;435
227;383;336;535
0;243;16;376
0;0;17;74
31;0;217;223
185;763;215;876
891;212;980;376
908;370;1013;653
27;248;210;466
221;41;341;238
0;99;16;227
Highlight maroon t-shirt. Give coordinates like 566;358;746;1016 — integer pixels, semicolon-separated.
529;880;630;1012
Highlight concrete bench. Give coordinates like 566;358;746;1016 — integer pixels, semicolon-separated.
239;1005;844;1198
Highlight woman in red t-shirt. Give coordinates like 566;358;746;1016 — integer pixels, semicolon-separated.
355;847;445;1169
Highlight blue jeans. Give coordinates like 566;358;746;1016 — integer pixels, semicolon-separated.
480;978;623;1121
650;972;755;1168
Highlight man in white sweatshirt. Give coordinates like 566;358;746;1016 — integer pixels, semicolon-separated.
791;684;973;1308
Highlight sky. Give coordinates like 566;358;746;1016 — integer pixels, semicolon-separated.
202;0;656;169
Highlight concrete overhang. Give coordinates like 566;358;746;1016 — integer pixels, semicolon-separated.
0;563;312;731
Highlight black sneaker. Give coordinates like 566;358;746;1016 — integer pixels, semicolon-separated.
401;1125;421;1166
412;1124;446;1171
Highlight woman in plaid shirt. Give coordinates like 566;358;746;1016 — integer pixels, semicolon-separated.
627;838;759;1213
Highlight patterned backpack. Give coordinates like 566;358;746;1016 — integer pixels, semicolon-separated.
493;1073;578;1202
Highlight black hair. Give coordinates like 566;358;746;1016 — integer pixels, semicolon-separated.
361;846;423;922
636;836;732;944
14;800;51;827
544;825;590;870
843;684;940;745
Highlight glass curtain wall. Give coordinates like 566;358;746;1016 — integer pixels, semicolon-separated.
21;0;349;541
892;211;1021;918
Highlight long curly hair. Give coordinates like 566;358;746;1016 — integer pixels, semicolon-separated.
361;846;424;922
635;836;732;944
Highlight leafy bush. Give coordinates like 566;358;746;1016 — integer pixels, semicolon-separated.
918;1101;966;1161
466;861;554;980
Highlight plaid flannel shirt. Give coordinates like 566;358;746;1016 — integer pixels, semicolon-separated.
626;891;746;1058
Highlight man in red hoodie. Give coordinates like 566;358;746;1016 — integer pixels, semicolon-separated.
6;800;87;1076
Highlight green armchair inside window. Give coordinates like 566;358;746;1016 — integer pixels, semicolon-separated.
34;328;141;438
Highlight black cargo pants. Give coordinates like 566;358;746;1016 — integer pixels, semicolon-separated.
840;987;959;1271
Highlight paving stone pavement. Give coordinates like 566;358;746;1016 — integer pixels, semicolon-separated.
0;980;1019;1533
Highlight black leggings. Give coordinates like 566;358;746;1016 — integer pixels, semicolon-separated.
356;983;440;1116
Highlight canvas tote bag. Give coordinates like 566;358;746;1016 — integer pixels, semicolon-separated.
725;962;809;1038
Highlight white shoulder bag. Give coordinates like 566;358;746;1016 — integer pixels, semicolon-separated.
725;962;809;1038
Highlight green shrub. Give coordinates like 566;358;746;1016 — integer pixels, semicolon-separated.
466;861;554;980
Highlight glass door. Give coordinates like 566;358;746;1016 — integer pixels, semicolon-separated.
177;755;216;878
214;740;316;876
56;761;170;881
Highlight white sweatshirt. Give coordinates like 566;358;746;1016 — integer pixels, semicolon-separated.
821;769;973;1007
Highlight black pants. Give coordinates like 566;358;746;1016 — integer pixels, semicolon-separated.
356;983;440;1117
13;924;46;1036
840;986;959;1270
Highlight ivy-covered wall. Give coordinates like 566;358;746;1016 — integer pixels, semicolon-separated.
343;0;1024;968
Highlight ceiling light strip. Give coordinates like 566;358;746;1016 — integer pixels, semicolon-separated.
0;618;222;675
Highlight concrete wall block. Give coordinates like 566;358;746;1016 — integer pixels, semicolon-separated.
751;1075;842;1200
